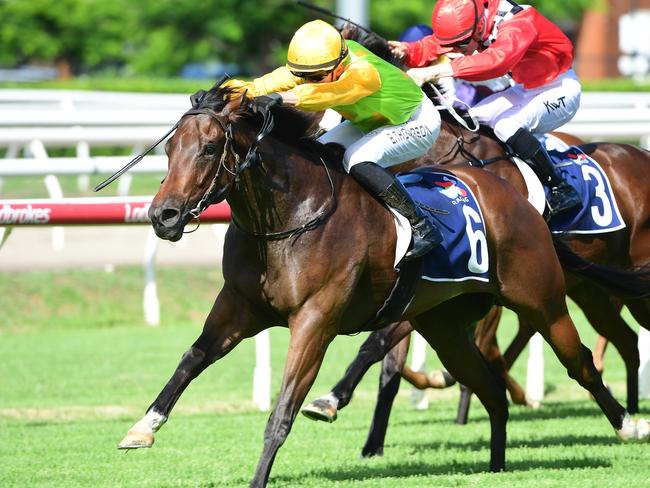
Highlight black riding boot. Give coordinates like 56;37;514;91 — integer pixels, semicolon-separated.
507;128;581;216
349;162;443;261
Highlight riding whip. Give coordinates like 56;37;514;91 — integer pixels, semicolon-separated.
94;75;230;192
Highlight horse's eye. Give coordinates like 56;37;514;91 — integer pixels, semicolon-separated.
203;144;218;157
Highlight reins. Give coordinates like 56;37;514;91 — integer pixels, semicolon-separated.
94;89;336;241
230;155;336;241
94;123;180;192
432;103;515;168
183;104;336;241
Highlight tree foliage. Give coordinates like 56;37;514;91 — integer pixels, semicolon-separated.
0;0;598;77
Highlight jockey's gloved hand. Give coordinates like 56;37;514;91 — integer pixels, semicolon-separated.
252;93;283;114
190;89;207;108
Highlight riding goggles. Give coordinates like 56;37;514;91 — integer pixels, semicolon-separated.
290;69;332;83
442;37;472;49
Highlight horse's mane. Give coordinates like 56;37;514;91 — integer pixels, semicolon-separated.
340;23;403;68
199;82;325;147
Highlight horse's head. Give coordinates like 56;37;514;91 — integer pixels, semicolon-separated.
149;81;325;241
149;83;251;241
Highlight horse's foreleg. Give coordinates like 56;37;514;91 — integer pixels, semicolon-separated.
401;364;455;389
301;320;413;423
118;286;265;449
593;336;609;373
456;384;473;425
477;307;536;409
250;309;337;488
361;336;409;458
456;309;501;425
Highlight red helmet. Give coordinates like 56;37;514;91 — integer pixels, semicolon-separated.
432;0;486;45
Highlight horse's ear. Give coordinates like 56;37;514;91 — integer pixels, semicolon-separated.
239;89;248;104
212;75;229;91
223;89;248;118
190;89;207;108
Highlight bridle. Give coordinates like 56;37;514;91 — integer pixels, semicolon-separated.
182;105;265;219
95;94;336;241
181;103;336;240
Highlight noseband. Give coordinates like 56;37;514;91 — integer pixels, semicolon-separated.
182;105;266;218
96;98;336;241
182;105;336;241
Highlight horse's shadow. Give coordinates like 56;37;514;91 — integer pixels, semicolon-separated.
265;433;613;485
508;403;605;421
197;450;611;488
269;455;611;485
404;433;617;453
385;401;604;430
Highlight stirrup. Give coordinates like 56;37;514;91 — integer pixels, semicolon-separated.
547;182;581;217
403;218;443;261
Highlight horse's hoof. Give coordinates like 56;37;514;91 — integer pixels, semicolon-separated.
117;430;154;449
360;448;383;459
616;415;650;443
525;394;541;410
428;370;456;389
301;397;338;423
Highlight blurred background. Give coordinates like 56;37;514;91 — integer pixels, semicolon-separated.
0;0;647;88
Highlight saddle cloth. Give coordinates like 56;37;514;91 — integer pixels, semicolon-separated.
541;135;625;234
396;169;490;283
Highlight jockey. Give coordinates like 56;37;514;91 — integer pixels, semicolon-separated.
390;0;582;216
397;24;504;108
227;20;443;261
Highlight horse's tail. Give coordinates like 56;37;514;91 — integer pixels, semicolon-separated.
553;235;650;299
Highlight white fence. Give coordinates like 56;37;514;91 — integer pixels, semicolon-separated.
563;92;650;146
0;89;648;185
0;90;271;412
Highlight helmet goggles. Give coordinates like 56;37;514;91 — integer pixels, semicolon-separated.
289;69;332;82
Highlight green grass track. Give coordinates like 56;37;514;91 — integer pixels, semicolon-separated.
1;266;648;487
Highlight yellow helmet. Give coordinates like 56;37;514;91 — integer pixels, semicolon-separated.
287;20;348;74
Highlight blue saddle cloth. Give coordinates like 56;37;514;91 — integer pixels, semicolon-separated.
398;169;490;283
544;144;625;234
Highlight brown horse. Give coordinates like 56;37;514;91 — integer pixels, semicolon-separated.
341;28;650;412
115;83;647;487
299;28;650;454
302;109;650;456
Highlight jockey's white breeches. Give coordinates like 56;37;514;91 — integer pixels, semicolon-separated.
317;96;441;172
470;69;581;142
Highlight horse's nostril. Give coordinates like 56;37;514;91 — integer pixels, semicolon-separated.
161;207;180;226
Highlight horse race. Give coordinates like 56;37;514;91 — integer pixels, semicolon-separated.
1;1;649;487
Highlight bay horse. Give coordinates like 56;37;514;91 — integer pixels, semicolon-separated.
116;82;649;487
300;26;650;455
303;114;650;454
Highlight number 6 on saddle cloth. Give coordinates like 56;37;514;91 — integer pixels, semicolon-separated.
396;169;490;283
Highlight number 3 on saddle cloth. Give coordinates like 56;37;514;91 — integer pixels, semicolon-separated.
397;170;491;283
541;136;626;234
